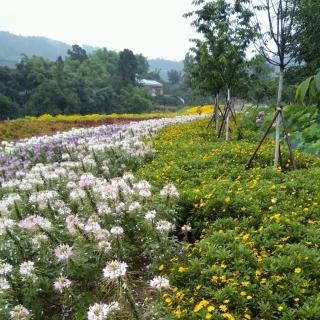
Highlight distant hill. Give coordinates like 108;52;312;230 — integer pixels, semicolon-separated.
148;58;184;80
0;31;71;67
0;31;184;76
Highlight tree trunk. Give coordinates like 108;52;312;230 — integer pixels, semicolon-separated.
214;93;219;132
226;88;230;140
274;68;284;167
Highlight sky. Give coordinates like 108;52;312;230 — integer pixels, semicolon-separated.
0;0;198;61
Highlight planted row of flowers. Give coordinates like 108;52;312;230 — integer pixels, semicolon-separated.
136;119;320;319
0;115;205;319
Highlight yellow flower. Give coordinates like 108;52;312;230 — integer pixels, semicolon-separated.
159;264;164;271
294;267;302;274
225;196;231;203
246;295;253;300
219;304;228;312
277;306;284;311
207;306;215;312
193;300;209;312
206;314;213;319
178;267;186;273
174;308;182;318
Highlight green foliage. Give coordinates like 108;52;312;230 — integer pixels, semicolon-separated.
118;85;153;113
118;49;138;85
184;0;255;100
296;71;320;105
239;105;320;156
137;119;320;319
0;47;155;118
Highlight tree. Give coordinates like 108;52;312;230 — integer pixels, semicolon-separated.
184;43;223;130
167;69;181;85
248;0;299;166
67;45;88;63
0;95;18;120
294;0;320;75
135;54;149;78
247;55;274;105
185;0;254;134
118;49;138;85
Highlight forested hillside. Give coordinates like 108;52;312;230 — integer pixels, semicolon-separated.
0;31;183;75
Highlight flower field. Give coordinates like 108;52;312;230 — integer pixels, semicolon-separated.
0;106;213;142
0;113;320;319
0;115;206;319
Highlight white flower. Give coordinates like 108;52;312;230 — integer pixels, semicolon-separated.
145;210;156;220
31;234;49;248
53;276;72;293
150;276;170;289
19;215;52;230
0;262;13;275
110;226;124;236
97;204;112;216
156;220;175;232
0;218;16;235
87;302;120;320
10;305;30;319
97;241;112;253
133;180;152;197
0;276;10;292
181;224;192;232
160;183;179;198
54;244;73;262
127;201;141;212
19;261;36;279
103;260;128;280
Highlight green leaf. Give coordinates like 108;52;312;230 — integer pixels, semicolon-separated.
296;76;312;102
314;72;320;92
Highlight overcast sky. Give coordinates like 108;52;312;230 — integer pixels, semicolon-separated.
0;0;198;60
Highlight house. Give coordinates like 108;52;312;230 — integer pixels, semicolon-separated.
139;79;163;96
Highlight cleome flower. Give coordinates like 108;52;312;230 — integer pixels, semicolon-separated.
145;210;156;220
87;301;120;320
19;261;36;280
102;260;128;280
10;305;31;320
0;262;13;275
149;276;170;290
53;276;72;293
0;276;10;293
54;244;73;262
110;226;124;236
160;183;179;198
156;220;175;233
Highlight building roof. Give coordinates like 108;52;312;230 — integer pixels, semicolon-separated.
139;79;163;87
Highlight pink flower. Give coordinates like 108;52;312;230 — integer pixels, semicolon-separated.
54;244;73;262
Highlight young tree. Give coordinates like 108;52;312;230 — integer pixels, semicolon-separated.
185;0;254;137
249;0;299;166
184;42;223;131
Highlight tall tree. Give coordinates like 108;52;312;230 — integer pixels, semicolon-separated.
67;44;88;63
118;49;138;85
